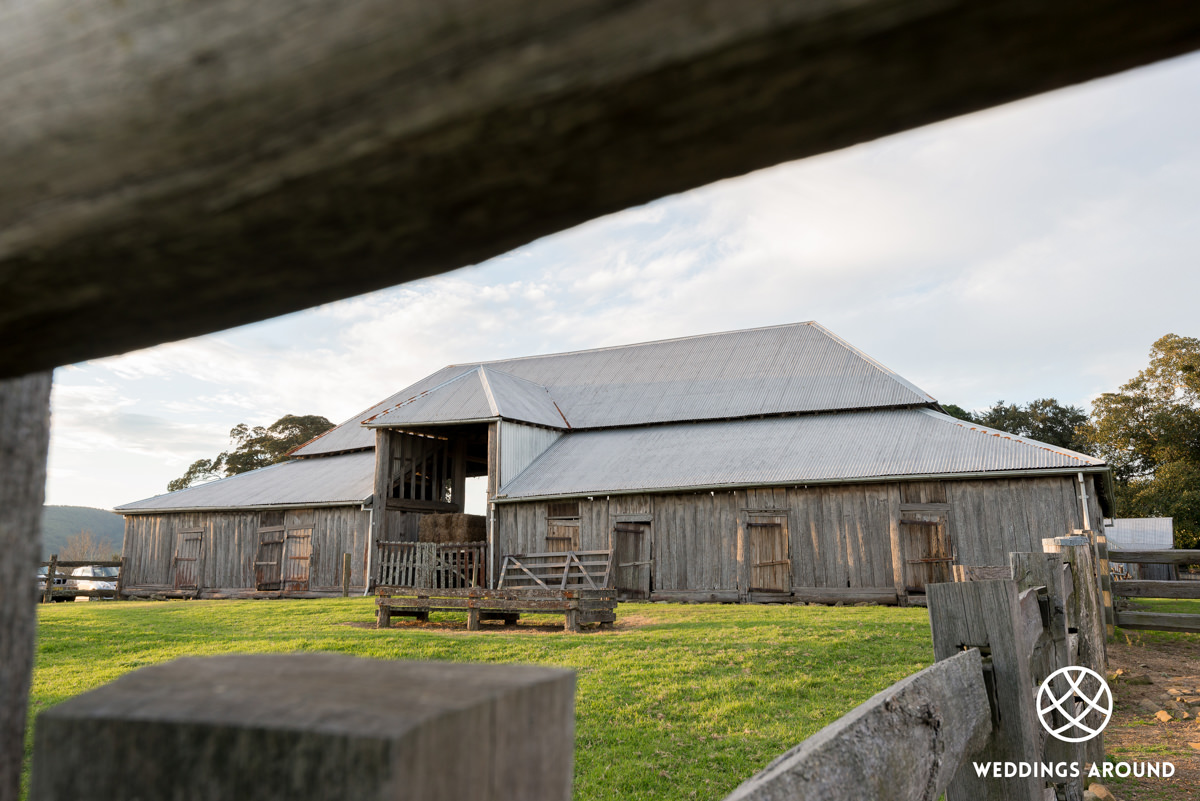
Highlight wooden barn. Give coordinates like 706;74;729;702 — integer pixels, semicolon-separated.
118;321;1113;605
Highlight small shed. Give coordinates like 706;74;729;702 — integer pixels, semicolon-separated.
1105;517;1175;581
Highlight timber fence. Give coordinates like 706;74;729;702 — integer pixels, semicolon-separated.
1109;548;1200;633
375;541;485;589
32;539;1109;801
37;555;124;603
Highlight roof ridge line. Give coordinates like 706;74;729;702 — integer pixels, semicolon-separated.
465;321;820;366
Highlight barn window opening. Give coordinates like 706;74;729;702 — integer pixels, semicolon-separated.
546;501;580;552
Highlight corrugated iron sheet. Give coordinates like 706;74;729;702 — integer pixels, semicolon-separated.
295;322;935;455
497;409;1104;499
366;368;495;427
116;451;376;512
499;421;563;486
1104;518;1173;550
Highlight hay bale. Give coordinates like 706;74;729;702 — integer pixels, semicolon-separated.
418;514;486;543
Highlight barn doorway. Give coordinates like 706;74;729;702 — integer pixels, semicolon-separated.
172;527;204;590
612;521;652;600
901;512;953;593
254;526;285;591
741;514;791;597
282;528;314;592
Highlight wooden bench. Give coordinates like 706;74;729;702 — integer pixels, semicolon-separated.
376;550;616;632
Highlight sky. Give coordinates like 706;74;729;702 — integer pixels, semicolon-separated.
47;50;1200;511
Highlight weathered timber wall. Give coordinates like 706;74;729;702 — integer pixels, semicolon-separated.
495;475;1091;599
122;506;373;593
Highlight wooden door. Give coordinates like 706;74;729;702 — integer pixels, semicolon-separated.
901;512;953;592
746;515;791;594
172;528;204;590
282;529;314;592
545;521;579;553
254;526;285;591
613;522;651;599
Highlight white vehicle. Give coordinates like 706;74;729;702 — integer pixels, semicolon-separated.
69;565;119;600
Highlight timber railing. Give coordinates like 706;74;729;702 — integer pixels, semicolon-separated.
37;555;125;603
1109;548;1200;633
375;541;485;589
496;549;613;590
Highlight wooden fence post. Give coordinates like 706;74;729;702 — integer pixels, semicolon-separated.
341;552;351;597
1082;529;1114;637
1042;537;1105;768
928;580;1043;801
1011;552;1083;801
31;654;575;801
42;553;57;605
0;371;53;801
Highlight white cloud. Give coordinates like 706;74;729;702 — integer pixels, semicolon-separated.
45;50;1200;509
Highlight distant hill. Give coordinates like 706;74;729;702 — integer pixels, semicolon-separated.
41;506;124;560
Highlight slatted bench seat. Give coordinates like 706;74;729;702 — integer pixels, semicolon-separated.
375;550;617;632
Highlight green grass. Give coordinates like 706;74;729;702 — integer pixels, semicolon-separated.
28;599;933;800
1125;597;1200;615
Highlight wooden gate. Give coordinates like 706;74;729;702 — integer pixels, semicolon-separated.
254;526;285;591
282;529;314;592
172;528;204;590
901;512;953;592
612;522;651;600
744;515;790;594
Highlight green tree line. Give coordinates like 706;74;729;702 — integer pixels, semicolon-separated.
168;414;334;492
947;334;1199;549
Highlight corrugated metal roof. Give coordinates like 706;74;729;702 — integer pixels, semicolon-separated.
296;322;935;455
1104;518;1174;550
116;451;376;512
497;408;1104;499
364;366;567;429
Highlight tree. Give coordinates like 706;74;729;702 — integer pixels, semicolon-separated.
60;529;114;562
1084;334;1200;549
168;414;334;492
943;398;1092;453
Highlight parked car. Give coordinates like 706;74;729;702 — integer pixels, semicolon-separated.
35;566;69;601
69;565;119;600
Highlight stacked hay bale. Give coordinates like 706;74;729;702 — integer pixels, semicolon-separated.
418;514;486;544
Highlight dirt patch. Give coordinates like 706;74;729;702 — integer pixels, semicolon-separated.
338;612;655;635
1102;633;1200;801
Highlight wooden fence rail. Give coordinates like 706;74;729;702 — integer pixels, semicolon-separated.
375;542;485;589
38;556;124;603
1109;548;1200;633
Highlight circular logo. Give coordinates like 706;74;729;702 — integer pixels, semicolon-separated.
1036;665;1113;742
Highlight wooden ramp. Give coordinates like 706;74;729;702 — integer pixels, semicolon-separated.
376;550;616;633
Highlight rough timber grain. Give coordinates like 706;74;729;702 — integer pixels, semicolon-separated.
928;580;1042;801
30;654;575;801
0;373;52;801
724;649;990;801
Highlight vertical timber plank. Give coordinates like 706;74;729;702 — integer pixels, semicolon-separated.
1043;537;1105;767
0;372;52;801
928;580;1043;801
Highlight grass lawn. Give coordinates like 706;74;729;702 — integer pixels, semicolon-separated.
1124;597;1200;616
28;599;933;800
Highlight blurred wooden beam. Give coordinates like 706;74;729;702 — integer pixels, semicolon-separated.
3;0;1200;377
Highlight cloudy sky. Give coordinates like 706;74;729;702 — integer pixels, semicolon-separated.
48;51;1200;511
